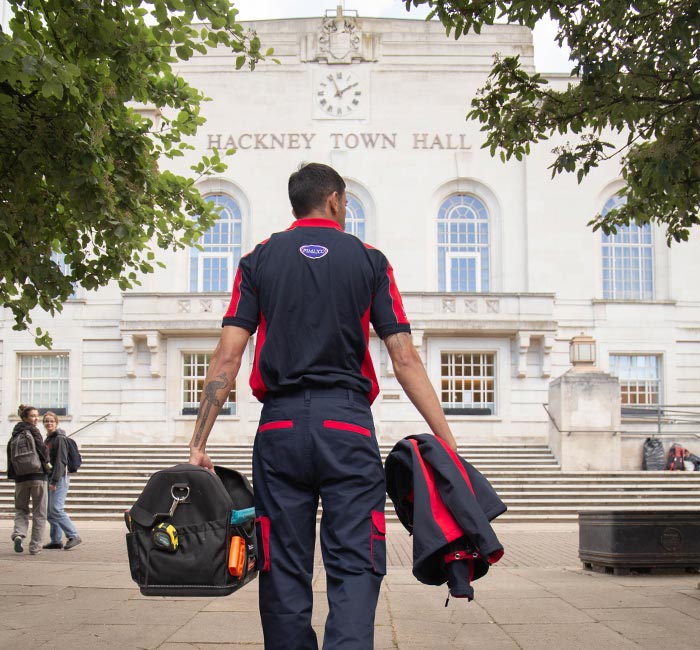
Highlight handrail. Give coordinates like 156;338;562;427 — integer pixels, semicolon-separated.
543;403;700;439
69;413;110;438
541;404;621;436
620;432;700;439
620;404;700;439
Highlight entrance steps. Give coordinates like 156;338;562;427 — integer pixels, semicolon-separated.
2;443;699;523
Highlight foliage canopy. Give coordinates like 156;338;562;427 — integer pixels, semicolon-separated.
0;0;268;346
405;0;700;244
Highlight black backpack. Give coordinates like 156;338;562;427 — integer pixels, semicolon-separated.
642;437;665;471
10;429;43;476
65;436;82;473
666;443;686;471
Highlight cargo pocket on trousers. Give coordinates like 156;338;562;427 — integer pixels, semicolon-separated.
370;510;386;575
255;515;271;572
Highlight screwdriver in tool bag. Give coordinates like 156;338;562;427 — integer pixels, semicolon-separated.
230;507;255;525
228;508;256;577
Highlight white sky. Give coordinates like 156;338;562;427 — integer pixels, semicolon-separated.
0;0;572;73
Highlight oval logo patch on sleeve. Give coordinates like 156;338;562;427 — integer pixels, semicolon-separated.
300;244;329;259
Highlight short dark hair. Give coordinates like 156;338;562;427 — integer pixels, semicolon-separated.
288;163;346;217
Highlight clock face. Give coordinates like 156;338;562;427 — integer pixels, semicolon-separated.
316;70;362;117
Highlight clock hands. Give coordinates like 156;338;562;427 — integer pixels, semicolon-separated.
329;77;343;97
336;81;359;97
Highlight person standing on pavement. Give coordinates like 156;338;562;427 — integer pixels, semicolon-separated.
188;162;457;650
42;412;82;550
7;404;49;555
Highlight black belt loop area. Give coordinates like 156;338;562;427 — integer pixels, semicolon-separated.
266;387;368;407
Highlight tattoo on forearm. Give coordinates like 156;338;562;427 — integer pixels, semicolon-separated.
192;372;229;448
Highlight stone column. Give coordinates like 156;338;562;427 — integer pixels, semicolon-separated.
548;370;622;471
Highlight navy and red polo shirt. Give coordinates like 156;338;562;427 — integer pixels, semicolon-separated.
223;217;411;403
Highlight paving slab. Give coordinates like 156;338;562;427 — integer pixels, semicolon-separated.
504;622;644;650
394;620;521;650
1;520;699;650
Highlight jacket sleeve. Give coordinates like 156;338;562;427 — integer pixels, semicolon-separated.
31;427;50;472
427;440;505;560
50;433;69;484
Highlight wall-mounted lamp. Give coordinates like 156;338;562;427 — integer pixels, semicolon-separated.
569;333;597;370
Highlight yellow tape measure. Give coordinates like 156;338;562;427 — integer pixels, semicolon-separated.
151;523;179;552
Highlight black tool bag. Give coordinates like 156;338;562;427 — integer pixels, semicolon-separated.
125;464;258;597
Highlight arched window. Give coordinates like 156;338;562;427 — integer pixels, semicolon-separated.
190;194;242;292
437;194;490;292
344;192;365;241
601;195;653;299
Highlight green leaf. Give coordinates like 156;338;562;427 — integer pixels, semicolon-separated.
0;0;265;344
41;79;63;99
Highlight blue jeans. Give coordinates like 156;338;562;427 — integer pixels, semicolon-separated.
48;475;78;543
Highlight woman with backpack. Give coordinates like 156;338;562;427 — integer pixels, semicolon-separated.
42;412;82;550
6;404;49;555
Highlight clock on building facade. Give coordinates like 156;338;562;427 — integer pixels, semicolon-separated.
314;69;364;118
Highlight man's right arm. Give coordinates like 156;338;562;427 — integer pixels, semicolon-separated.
188;326;251;469
384;332;458;451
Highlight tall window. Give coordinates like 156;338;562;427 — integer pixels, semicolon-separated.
18;354;69;414
182;353;236;415
438;194;490;292
344;193;366;240
190;194;242;292
440;352;495;414
52;252;70;276
609;354;661;405
601;195;653;299
52;251;77;298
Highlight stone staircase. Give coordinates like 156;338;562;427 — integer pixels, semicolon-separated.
2;443;699;523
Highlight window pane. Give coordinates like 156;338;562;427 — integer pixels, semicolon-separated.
440;352;495;413
345;193;366;241
191;194;242;292
50;252;78;298
182;353;236;414
601;195;653;299
438;194;490;292
609;354;660;405
18;354;69;411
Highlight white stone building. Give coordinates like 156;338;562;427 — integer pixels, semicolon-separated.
2;12;699;466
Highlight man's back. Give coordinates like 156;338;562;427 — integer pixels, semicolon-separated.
189;162;457;650
224;217;409;401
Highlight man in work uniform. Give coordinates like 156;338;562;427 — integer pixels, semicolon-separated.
189;163;457;650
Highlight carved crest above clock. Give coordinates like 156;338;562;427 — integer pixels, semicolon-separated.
301;6;378;64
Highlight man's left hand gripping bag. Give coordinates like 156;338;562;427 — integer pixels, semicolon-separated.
125;464;258;596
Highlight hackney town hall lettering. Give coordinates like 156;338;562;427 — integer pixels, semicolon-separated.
206;132;471;151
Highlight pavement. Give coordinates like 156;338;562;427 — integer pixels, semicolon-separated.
1;520;699;650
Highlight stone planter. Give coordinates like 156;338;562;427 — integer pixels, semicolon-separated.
579;510;700;575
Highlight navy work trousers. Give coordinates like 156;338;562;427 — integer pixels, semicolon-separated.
253;388;387;650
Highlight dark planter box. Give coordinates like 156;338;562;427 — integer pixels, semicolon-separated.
579;510;700;575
